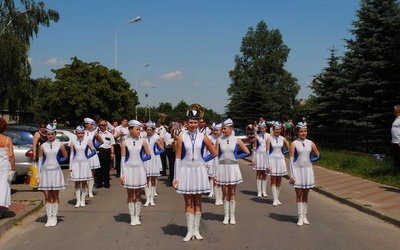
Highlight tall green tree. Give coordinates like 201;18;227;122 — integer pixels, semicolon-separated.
0;0;59;116
227;21;299;128
33;57;138;125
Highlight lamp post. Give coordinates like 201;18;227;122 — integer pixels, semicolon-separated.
114;16;141;70
135;63;150;120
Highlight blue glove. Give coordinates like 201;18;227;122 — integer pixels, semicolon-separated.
141;148;151;161
203;153;215;162
86;146;97;158
310;155;321;163
154;144;164;155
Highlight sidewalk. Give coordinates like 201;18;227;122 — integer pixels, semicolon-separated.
1;164;399;236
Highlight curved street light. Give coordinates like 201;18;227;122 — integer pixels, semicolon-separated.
114;16;141;70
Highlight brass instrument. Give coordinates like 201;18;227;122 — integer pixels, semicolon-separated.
186;103;204;119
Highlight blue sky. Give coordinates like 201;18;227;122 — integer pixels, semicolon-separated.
28;0;360;114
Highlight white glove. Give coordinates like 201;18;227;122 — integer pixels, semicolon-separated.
8;170;16;184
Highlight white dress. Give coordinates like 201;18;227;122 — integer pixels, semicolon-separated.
0;138;11;208
121;137;147;189
69;139;93;181
38;141;66;190
205;134;219;177
143;134;162;177
216;135;243;185
85;130;100;169
268;135;288;176
292;139;315;188
175;131;210;194
253;132;270;170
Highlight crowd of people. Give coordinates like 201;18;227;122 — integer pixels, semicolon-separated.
0;105;323;242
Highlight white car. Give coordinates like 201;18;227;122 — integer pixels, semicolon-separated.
55;129;77;166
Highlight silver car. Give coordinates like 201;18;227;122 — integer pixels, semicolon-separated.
4;130;33;177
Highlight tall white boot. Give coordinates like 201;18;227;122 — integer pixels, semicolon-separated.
129;202;136;226
214;186;220;205
208;180;214;197
302;202;310;225
297;202;303;226
144;186;150;207
271;186;278;206
193;212;203;240
135;202;142;225
150;186;156;206
44;203;52;227
88;179;94;198
276;186;282;205
262;179;268;197
222;201;229;225
154;179;158;196
256;180;262;197
81;188;87;207
183;213;194;242
50;203;58;227
229;200;236;225
75;188;81;208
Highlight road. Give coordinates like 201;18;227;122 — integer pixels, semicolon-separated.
0;160;399;250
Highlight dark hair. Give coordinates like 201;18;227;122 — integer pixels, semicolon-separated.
0;118;7;133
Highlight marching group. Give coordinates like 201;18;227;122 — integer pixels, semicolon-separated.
0;104;320;242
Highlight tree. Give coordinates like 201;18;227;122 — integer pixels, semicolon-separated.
32;57;138;125
0;0;59;116
226;21;299;128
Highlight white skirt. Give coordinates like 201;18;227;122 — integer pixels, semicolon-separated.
0;169;11;208
89;154;101;169
38;166;66;190
123;164;147;189
144;157;161;177
216;163;243;185
268;156;288;176
253;152;267;170
292;164;315;189
176;161;210;194
70;160;93;181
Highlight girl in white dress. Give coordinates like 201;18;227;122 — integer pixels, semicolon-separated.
173;104;217;242
216;118;250;225
289;121;320;226
37;124;68;227
266;122;290;206
205;122;222;205
120;120;151;226
252;121;270;197
0;118;15;213
69;125;97;208
143;121;164;207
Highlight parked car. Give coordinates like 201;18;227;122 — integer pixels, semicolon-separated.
6;123;39;131
4;130;34;178
234;128;252;153
5;128;35;145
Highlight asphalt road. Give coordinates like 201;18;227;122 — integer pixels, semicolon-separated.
0;160;399;250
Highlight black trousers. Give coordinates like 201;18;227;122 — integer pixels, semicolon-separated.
165;148;175;185
114;144;121;177
97;148;111;187
392;143;400;173
160;151;168;176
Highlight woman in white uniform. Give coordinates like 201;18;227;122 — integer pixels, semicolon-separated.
206;122;222;205
173;104;217;242
120;120;151;226
37;124;68;227
289;121;320;226
0;118;15;215
252;121;270;197
216;118;250;225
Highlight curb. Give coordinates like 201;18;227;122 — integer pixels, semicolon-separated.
0;200;43;236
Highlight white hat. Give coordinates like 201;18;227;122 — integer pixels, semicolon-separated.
76;125;85;132
258;121;267;128
222;118;233;127
84;118;95;124
272;121;282;128
46;123;56;132
128;119;142;128
146;121;156;129
296;121;307;128
212;122;222;130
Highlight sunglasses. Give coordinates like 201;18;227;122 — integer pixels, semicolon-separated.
99;124;107;127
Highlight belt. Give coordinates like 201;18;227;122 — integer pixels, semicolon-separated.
99;148;111;151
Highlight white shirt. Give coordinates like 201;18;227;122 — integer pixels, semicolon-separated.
99;130;116;149
164;132;174;148
114;125;129;144
391;116;400;143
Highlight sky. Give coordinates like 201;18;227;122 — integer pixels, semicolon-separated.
28;0;361;115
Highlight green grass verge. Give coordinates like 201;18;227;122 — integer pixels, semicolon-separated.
317;148;400;187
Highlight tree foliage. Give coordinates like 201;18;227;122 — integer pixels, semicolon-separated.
226;21;299;128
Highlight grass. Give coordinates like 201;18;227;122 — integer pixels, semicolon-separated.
317;148;400;187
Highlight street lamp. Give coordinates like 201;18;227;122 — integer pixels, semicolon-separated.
114;16;141;70
135;63;150;119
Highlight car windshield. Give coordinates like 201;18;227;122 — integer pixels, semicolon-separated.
234;128;246;136
4;131;28;146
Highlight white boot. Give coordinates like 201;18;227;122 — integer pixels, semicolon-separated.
135;202;141;225
75;188;81;208
154;179;158;196
217;187;223;205
81;188;87;207
214;186;220;205
276;186;282;205
262;179;268;197
302;202;310;225
208;180;214;197
144;186;150;207
229;200;236;225
256;180;262;197
44;203;52;227
150;186;156;206
50;203;58;227
88;179;94;198
183;213;194;242
297;202;303;226
223;201;229;225
271;186;278;206
193;212;203;240
129;202;136;226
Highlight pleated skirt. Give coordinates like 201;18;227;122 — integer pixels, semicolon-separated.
216;163;243;185
70;160;93;181
123;164;147;189
268;156;288;176
38;166;66;190
292;164;315;189
176;161;210;194
144;157;161;177
253;152;267;170
89;154;101;169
